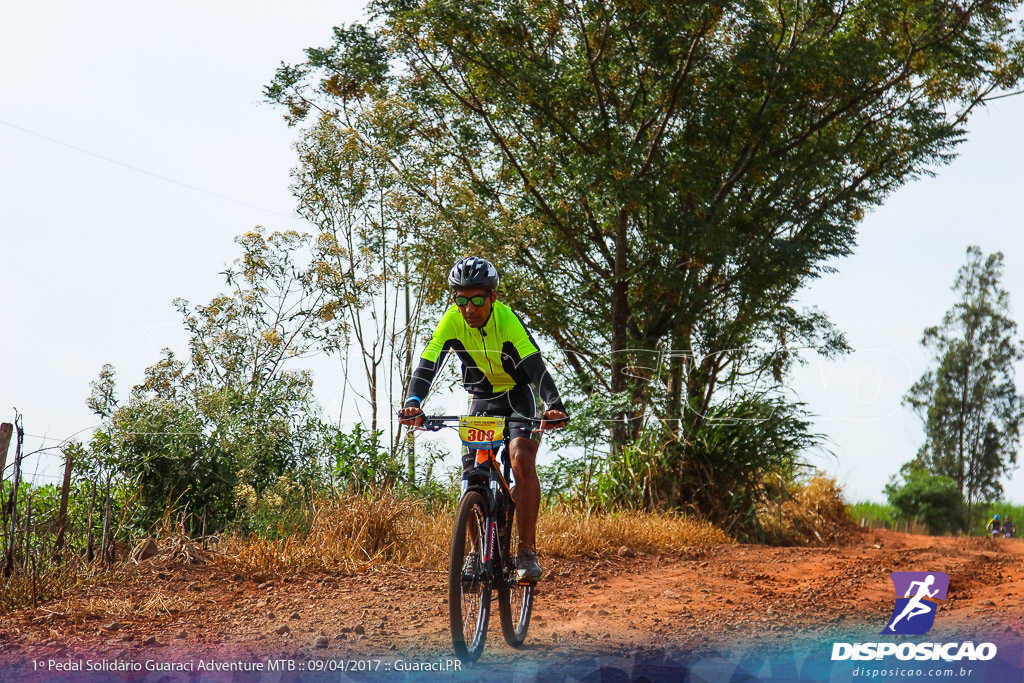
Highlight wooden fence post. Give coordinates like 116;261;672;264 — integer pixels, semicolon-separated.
53;450;74;561
0;423;9;536
101;474;113;566
2;415;24;577
86;480;97;563
23;492;33;569
0;423;12;483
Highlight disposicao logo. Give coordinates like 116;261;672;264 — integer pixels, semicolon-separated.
882;571;948;635
831;570;998;662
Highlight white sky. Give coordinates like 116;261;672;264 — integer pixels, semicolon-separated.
3;1;1024;504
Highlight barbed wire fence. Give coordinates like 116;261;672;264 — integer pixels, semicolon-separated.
0;411;143;587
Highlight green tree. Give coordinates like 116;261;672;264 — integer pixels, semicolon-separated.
175;229;336;393
268;0;1024;520
904;246;1024;524
85;228;425;533
293;114;425;462
885;466;965;535
102;231;340;531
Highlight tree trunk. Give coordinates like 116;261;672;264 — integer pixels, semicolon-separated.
405;257;415;485
609;209;629;456
682;330;705;455
31;555;38;609
666;330;686;435
370;361;378;436
101;474;113;566
23;492;32;570
957;329;976;497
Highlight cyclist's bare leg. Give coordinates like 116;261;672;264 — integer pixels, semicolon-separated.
509;436;540;550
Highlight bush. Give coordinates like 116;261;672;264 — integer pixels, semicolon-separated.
543;395;824;538
232;474;311;538
679;397;822;536
608;397;821;537
327;422;404;492
885;468;965;535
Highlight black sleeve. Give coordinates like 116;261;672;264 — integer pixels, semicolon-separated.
404;357;437;408
404;343;451;407
520;353;566;414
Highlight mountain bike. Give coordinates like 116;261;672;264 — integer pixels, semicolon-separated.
413;414;561;662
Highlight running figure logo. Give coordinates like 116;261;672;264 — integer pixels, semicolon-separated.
882;572;949;635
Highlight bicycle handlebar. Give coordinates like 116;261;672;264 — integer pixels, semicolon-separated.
395;412;570;432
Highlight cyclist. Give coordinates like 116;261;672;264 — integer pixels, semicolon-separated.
1004;518;1016;538
399;257;567;582
987;514;1002;537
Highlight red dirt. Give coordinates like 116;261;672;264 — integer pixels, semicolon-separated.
1;528;1022;667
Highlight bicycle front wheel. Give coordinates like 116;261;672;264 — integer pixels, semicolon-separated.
449;491;491;661
497;500;534;647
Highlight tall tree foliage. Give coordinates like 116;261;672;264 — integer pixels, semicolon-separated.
278;28;435;472
268;0;1024;517
293;114;424;455
904;246;1024;521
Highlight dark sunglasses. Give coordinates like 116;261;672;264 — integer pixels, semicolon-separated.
454;294;490;307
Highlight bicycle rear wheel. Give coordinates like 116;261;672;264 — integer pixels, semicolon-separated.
449;491;490;661
497;497;534;647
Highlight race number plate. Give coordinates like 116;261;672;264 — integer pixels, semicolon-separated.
459;416;506;449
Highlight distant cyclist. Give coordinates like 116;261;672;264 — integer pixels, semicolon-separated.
398;257;567;581
1003;518;1015;538
987;514;1002;538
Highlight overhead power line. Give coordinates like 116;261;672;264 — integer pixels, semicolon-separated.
983;88;1024;102
0;118;296;219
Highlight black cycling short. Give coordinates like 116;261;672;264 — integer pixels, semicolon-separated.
462;384;540;470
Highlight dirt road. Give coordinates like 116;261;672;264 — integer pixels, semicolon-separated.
2;529;1022;678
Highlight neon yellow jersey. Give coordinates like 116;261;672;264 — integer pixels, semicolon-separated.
417;301;540;394
405;300;564;412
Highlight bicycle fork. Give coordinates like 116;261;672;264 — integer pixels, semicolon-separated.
482;479;503;584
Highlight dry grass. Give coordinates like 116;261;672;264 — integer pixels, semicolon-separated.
0;552;120;615
143;530;210;565
215;489;732;575
540;506;732;558
21;587;195;626
3;490;737;611
0;567;82;614
217;489;453;575
756;475;853;545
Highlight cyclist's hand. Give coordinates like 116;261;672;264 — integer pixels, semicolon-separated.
540;409;568;431
399;405;425;428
